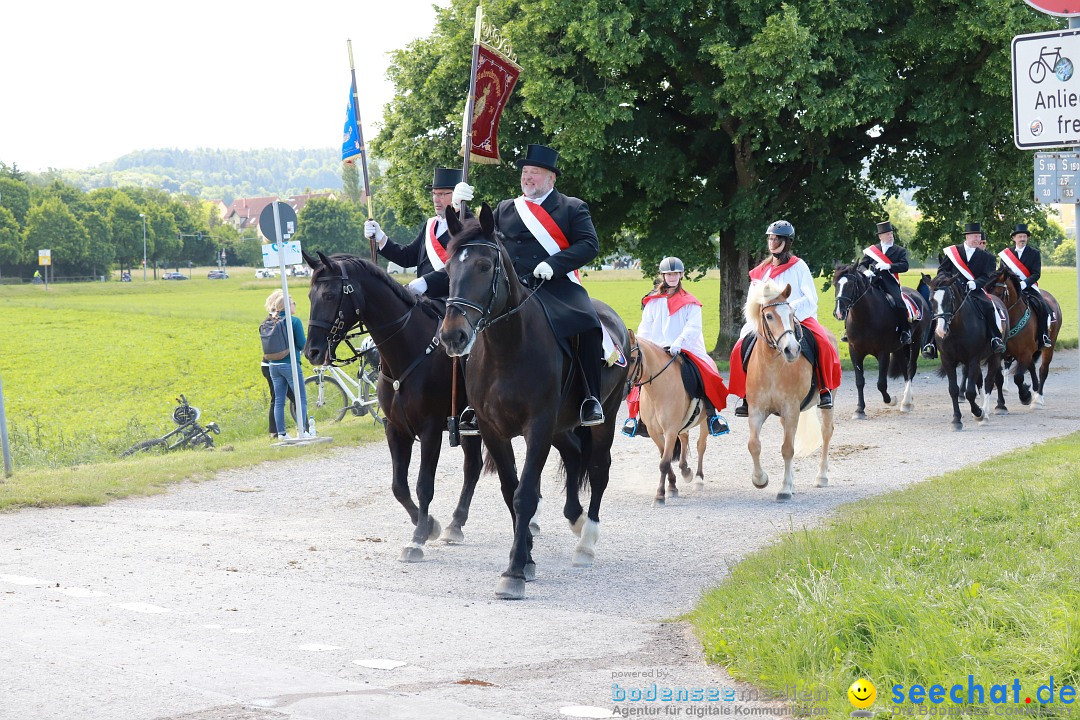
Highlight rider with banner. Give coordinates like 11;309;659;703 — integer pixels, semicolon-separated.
857;220;914;345
365;167;462;300
998;223;1053;348
728;220;842;418
923;221;1006;358
624;256;730;438
452;144;608;432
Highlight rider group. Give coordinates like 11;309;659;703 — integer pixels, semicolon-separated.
362;142;1054;426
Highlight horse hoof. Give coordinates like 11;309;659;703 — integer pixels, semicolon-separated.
952;422;963;432
495;576;526;600
653;497;666;507
775;492;792;502
426;518;442;542
440;525;465;544
971;407;983;419
399;544;424;563
886;396;897;406
815;475;829;488
901;403;914;413
572;550;595;567
569;514;586;537
524;562;537;582
994;407;1009;416
851;411;867;421
668;486;679;499
751;473;768;489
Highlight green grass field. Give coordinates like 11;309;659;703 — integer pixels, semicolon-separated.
687;432;1080;718
0;265;1075;476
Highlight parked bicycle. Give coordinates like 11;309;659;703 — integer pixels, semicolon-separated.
293;334;383;425
121;395;221;456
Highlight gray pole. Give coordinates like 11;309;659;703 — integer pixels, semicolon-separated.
271;201;306;440
140;213;148;281
0;369;13;478
1073;17;1080;384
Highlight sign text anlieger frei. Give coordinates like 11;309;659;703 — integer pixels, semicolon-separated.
1013;29;1080;149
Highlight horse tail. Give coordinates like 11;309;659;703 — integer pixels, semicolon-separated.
483;450;499;476
672;436;682;463
575;425;593;493
888;350;906;379
794;407;822;457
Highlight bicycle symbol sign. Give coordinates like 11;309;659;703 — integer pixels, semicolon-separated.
1013;29;1080;148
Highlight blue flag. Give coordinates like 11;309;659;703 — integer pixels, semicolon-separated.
342;84;362;166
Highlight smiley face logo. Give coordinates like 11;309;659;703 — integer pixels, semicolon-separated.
848;679;876;709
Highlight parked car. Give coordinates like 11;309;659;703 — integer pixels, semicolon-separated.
207;270;229;280
162;272;188;280
288;265;312;277
254;268;276;279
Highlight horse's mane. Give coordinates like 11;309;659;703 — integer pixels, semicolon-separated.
744;280;786;326
324;252;443;320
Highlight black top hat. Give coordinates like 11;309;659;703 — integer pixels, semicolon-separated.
515;144;561;176
426;167;462;190
875;221;894;234
963;222;982;234
1011;223;1030;237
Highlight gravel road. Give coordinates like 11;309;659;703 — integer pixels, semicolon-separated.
2;352;1077;720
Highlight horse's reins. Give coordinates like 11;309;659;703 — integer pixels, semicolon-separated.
835;270;874;318
931;279;974;336
445;240;542;334
626;343;679;391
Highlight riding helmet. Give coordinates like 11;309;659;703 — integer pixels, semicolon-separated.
658;256;685;273
766;220;795;239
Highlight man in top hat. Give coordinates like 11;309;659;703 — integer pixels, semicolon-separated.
999;223;1052;348
451;144;607;432
923;221;1006;358
364;166;462;299
857;220;914;345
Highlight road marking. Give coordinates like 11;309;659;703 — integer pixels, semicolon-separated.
112;602;169;614
0;574;48;586
353;658;407;670
54;587;108;598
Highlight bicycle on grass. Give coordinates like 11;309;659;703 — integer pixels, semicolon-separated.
292;334;383;426
121;395;221;456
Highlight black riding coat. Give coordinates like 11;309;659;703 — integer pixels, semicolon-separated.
1001;245;1042;286
493;190;601;338
377;218;451;298
938;244;996;290
858;243;910;274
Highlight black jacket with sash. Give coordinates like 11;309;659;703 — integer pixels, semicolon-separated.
858;243;910;275
938;244;996;290
493;189;601;339
377;218;451;298
999;245;1042;286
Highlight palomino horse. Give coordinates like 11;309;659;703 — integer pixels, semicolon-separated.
832;264;931;419
302;251;484;561
626;332;708;505
985;268;1063;410
438;205;630;600
744;281;834;502
927;274;1005;430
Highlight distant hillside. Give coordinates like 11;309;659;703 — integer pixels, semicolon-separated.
57;148;342;203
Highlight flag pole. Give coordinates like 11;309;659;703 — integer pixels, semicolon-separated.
348;39;378;263
460;4;483;188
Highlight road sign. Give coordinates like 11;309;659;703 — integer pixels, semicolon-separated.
258;202;298;243
1013;29;1080;148
1033;152;1080;203
1022;0;1080;17
261;241;303;268
38;249;51;266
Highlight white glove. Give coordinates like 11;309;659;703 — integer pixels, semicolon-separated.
451;182;474;212
407;277;428;295
668;343;682;356
533;261;554;280
875;261;890;271
1020;280;1028;290
967;280;977;290
862;268;875;278
365;219;387;247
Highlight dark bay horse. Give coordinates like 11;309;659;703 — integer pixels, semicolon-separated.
302;251;483;561
438;205;630;600
986;268;1063;411
832;264;931;418
927;274;1005;430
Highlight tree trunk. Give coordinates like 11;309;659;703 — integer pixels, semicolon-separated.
713;231;749;361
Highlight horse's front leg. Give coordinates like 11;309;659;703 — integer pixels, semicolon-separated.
441;434;483;544
496;427;552;600
851;354;868;419
693;423;707;493
944;361;963;430
385;421;419;527
816;407;833;488
901;343;918;413
1014;357;1033;406
877;352;895;406
576;418;617;567
655;430;679;506
748;408;768;490
401;426;443;562
966;359;985;420
677;428;692;483
777;406;797;502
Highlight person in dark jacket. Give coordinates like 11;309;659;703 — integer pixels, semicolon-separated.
858;220;913;344
997;223;1052;348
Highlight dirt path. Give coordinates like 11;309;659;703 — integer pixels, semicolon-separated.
2;352;1077;720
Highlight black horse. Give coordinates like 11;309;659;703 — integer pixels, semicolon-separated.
927;274;1005;430
438;205;630;600
832;264;931;419
302;251;483;561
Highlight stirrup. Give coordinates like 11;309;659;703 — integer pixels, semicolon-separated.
1042;334;1053;348
818;390;833;410
458;406;480;436
621;418;638;437
900;329;913;345
708;414;730;437
734;399;748;418
921;343;937;359
579;397;605;427
990;337;1005;354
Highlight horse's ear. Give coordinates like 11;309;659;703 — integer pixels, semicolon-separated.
302;250;320;268
317;251;333;268
780;283;792;299
445;206;462;236
479;203;495;236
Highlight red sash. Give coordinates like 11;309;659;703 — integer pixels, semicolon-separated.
998;248;1038;288
424;218;448;270
513;197;581;284
642;288;702;315
943;245;976;282
863;245;899;284
748;256;800;282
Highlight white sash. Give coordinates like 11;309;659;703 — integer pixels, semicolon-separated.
862;245;899;284
998;248;1037;287
423;218;447;271
944;245;976;283
513;197;581;285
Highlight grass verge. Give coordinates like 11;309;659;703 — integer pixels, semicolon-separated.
687;432;1080;718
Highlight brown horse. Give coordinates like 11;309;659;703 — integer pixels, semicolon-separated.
744;281;835;501
625;332;708;505
985;269;1063;410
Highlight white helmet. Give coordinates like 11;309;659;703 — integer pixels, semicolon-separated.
658;256;685;273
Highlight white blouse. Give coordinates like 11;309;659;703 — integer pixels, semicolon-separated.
637;298;710;362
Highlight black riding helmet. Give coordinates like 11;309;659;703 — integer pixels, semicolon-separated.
765;220;795;258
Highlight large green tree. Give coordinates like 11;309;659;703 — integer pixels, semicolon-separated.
0;177;30;226
293;197;367;256
0;206;23;276
24;198;89;275
375;0;1055;353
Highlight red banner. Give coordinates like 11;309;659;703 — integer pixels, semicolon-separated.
466;43;521;165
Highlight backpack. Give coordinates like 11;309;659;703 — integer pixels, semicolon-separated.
260;315;292;361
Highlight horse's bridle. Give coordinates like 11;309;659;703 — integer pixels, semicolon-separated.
445;240;537;334
625;342;678;394
834;269;873;319
308;261;416;357
760;300;803;350
930;279;972;337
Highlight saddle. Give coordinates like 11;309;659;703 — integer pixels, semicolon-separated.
741;330;819;412
679;355;705;400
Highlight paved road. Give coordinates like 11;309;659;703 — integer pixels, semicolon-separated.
2;352;1078;720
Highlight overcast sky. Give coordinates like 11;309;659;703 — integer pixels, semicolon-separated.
0;0;446;172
